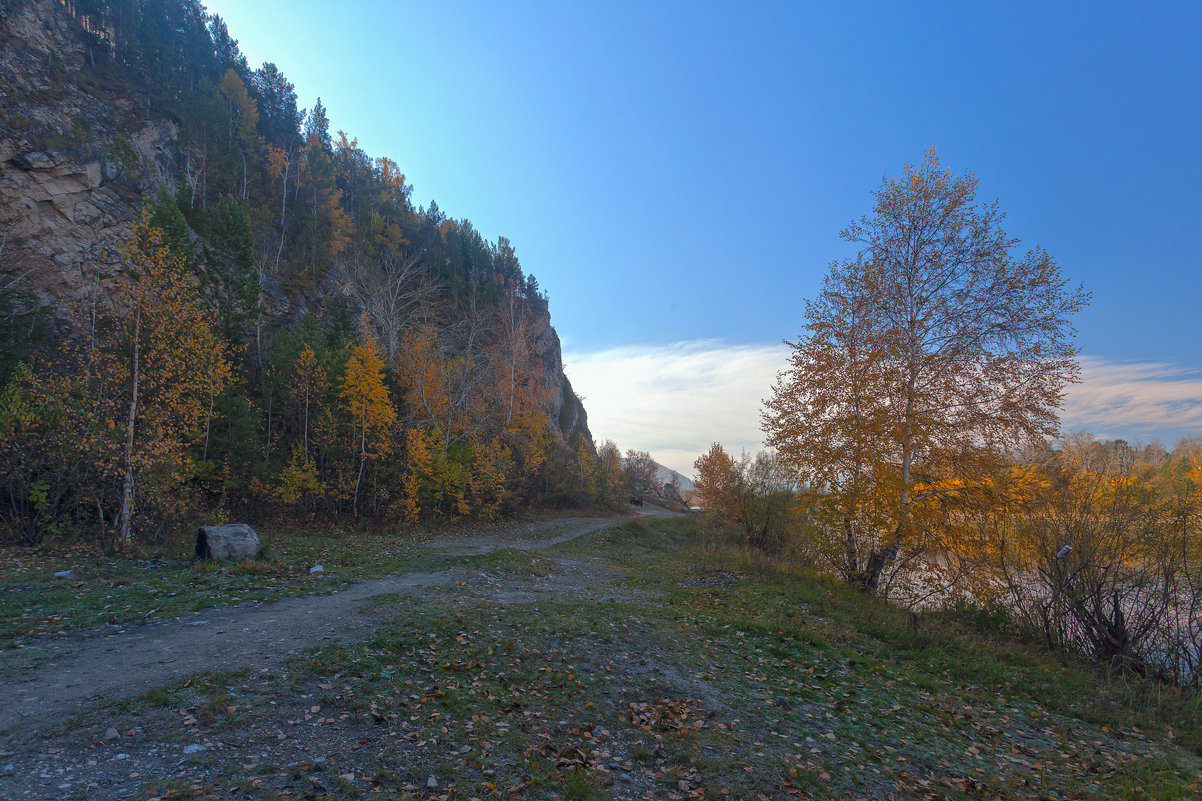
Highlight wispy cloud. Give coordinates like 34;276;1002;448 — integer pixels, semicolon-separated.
564;343;1202;477
563;341;788;476
1063;356;1202;442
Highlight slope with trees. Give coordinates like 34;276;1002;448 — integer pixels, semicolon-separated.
0;0;614;546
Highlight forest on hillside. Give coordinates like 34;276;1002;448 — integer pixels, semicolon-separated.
0;0;640;547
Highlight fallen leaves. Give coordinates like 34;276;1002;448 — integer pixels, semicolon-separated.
626;698;706;732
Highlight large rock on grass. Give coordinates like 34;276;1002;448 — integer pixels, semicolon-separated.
195;524;260;561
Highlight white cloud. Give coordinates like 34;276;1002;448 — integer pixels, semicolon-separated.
1062;357;1202;443
565;343;1202;476
563;341;788;476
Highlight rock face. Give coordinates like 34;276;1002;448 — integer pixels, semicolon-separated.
0;0;592;448
1;122;176;313
530;308;591;444
0;1;177;317
195;524;261;561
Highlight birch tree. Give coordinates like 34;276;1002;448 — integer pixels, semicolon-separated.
114;213;230;544
338;251;432;364
763;150;1088;592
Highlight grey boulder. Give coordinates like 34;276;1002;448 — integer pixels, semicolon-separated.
195;524;261;561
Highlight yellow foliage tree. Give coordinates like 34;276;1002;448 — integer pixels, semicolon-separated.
273;443;322;508
468;434;510;519
763;150;1088;592
339;339;396;516
401;427;431;523
693;443;737;519
112;211;231;544
570;434;596;497
292;344;326;457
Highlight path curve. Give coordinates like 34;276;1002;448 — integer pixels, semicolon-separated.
0;514;640;735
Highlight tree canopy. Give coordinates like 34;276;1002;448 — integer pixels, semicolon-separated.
763;150;1089;591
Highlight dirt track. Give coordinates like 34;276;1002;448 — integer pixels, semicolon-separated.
0;513;660;735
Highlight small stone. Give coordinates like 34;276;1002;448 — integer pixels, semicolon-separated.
114;753;128;760
427;776;438;789
310;565;324;574
104;727;119;741
53;570;73;579
183;744;206;755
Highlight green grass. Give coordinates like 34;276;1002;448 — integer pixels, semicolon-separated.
14;514;1202;799
0;509;608;660
0;528;428;652
0;510;610;655
93;516;1193;800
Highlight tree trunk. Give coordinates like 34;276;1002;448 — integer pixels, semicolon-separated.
843;515;858;578
862;544;897;594
275;147;291;273
118;305;141;547
352;423;366;517
203;382;215;461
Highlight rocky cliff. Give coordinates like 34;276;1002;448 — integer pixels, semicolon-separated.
1;2;177;311
0;0;590;446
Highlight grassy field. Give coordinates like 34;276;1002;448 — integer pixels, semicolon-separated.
0;515;596;653
0;528;416;650
5;515;1202;800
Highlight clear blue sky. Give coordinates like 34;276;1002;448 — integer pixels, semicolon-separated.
206;0;1202;463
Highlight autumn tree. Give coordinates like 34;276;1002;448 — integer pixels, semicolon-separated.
113;212;231;544
761;266;894;583
274;443;322;511
985;438;1202;680
763;150;1088;592
623;449;658;496
466;434;509;519
693;443;737;516
594;439;625;504
339;337;396;516
338;250;433;363
489;279;545;429
266;143;298;272
568;433;596;500
291;344;326;457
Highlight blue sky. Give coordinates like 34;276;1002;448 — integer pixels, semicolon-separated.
207;0;1202;473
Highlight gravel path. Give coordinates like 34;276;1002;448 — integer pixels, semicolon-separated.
0;514;649;736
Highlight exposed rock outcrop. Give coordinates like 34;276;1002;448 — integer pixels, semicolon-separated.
532;313;590;444
0;0;591;446
1;1;178;316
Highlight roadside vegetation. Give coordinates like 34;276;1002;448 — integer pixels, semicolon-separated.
0;512;615;663
2;1;643;554
698;153;1202;699
25;516;1200;801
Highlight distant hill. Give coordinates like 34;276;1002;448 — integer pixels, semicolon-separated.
655;463;695;493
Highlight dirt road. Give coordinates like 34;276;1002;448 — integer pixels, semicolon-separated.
0;512;669;735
